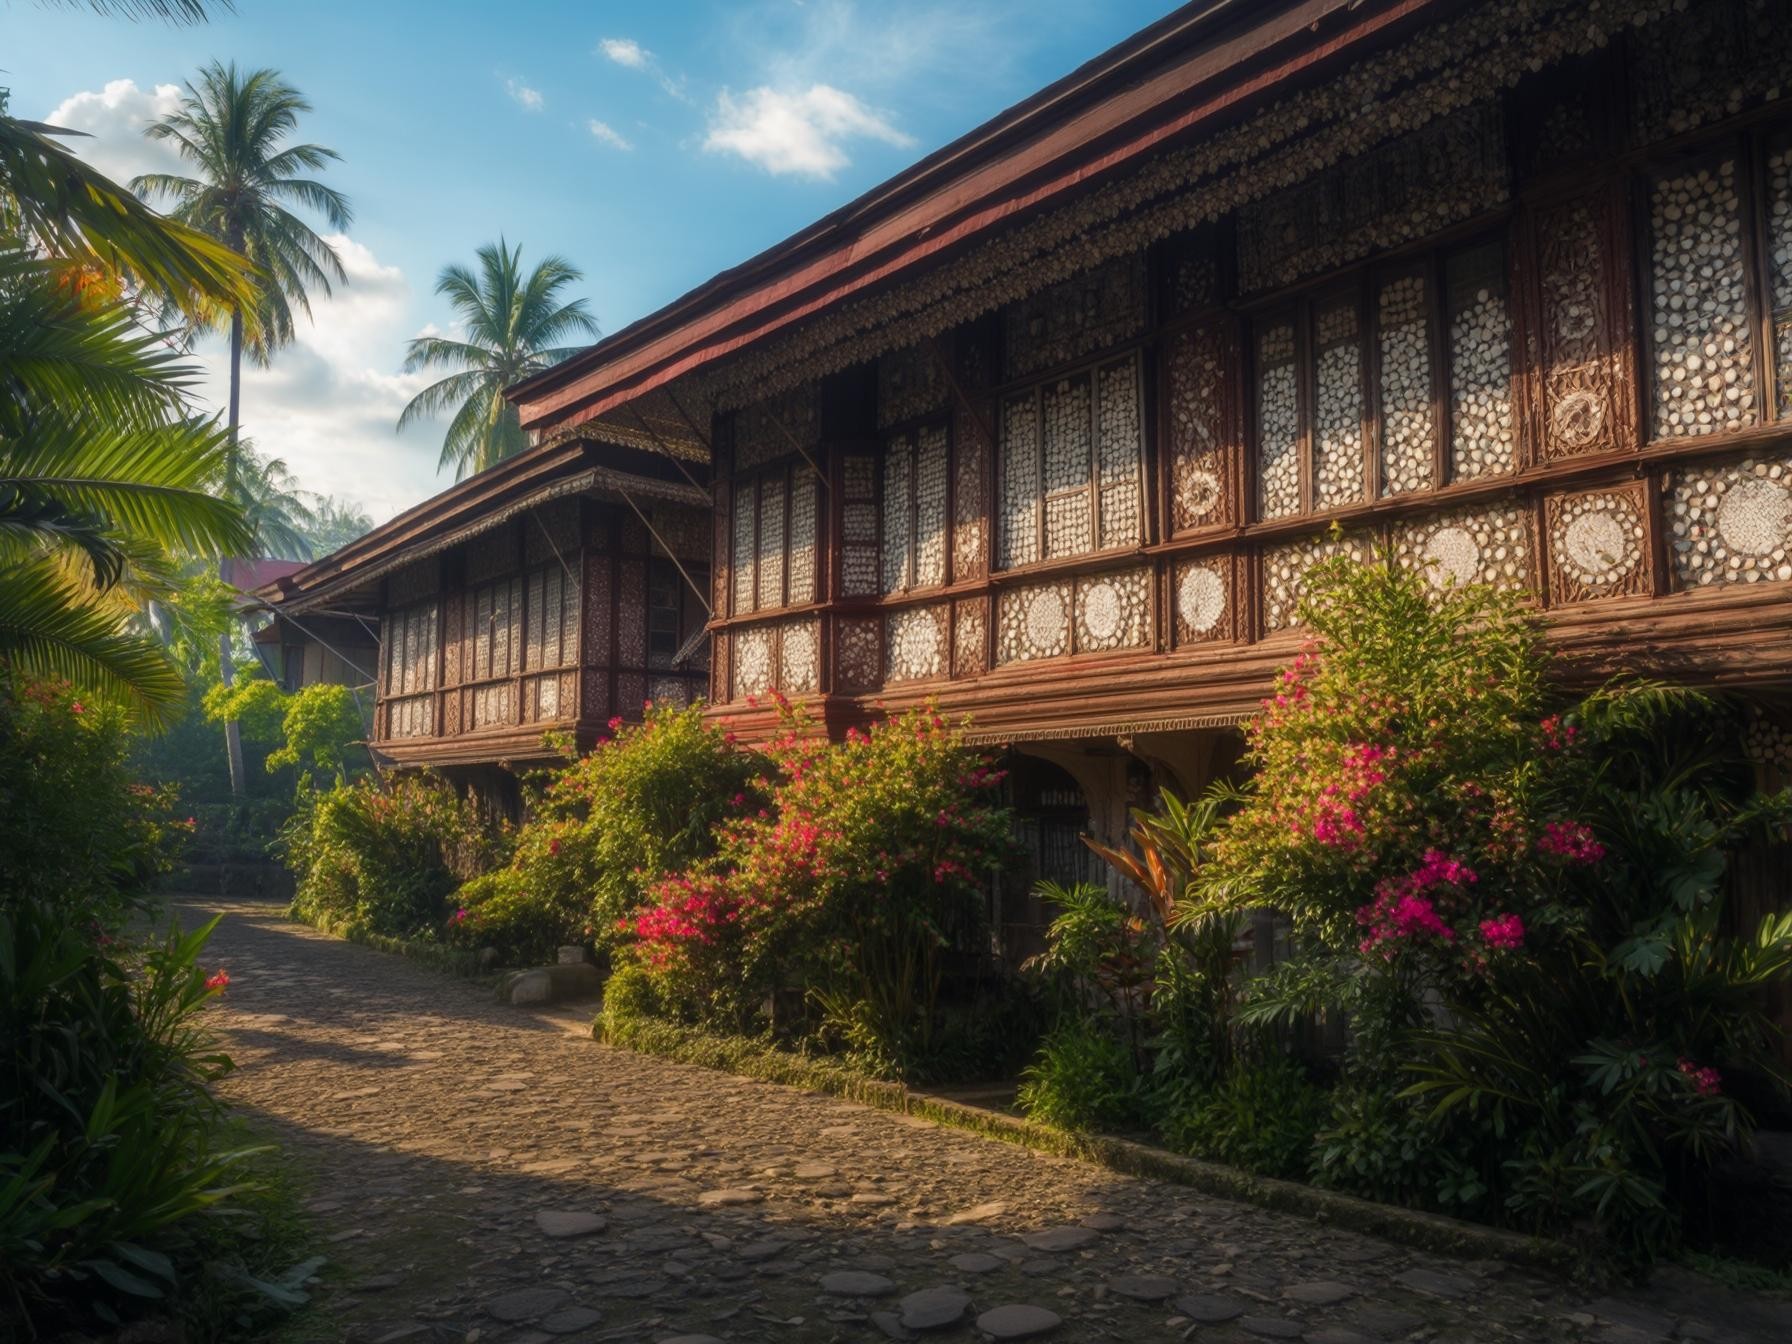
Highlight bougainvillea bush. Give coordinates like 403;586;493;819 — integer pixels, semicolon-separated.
283;772;506;940
1174;555;1792;1265
451;703;764;965
619;699;1019;1077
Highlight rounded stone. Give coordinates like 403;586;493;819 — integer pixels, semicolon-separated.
656;1337;727;1344
696;1187;761;1206
820;1270;898;1297
541;1306;603;1335
1171;1293;1245;1323
486;1287;572;1322
950;1252;1004;1273
1019;1225;1099;1253
899;1286;972;1330
976;1304;1062;1339
1281;1280;1356;1306
534;1210;605;1239
1240;1317;1304;1340
1108;1273;1178;1301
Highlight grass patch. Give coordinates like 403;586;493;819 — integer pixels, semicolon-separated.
595;1010;1571;1275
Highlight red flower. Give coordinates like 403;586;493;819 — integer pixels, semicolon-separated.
70;700;85;716
204;969;230;991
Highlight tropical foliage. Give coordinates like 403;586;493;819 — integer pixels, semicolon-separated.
398;239;598;479
1015;555;1792;1269
451;703;763;965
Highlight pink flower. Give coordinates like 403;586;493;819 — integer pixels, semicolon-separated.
70;700;85;716
548;838;562;856
450;907;470;924
204;969;230;991
1478;913;1525;949
1538;820;1604;864
1678;1057;1722;1097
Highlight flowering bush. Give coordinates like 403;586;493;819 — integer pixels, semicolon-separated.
451;703;762;965
623;699;1016;1074
1171;555;1792;1265
283;772;506;940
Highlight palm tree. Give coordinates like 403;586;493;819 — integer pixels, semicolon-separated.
0;245;249;722
398;239;598;480
304;495;373;553
134;62;350;792
230;444;317;561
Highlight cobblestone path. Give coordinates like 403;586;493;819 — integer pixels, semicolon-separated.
186;898;1788;1344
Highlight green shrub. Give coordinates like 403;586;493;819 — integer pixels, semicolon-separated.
598;961;662;1030
1015;1022;1137;1132
626;700;1017;1075
283;773;505;940
1158;1052;1327;1179
452;702;760;964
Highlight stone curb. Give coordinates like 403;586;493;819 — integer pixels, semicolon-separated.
594;1014;1571;1276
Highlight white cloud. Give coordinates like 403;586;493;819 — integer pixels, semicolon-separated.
704;83;912;179
586;119;633;151
43;78;189;185
505;78;544;112
599;37;648;69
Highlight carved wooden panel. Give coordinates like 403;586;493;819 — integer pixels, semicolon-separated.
1172;555;1236;647
1668;453;1792;590
836;617;881;693
1648;156;1755;440
885;603;949;683
648;676;691;709
584;552;611;668
1533;190;1632;461
952;598;987;678
617;673;645;718
731;477;756;614
707;633;726;708
1160;222;1223;318
1392;503;1535;594
617;560;646;667
1545;484;1649;604
756;474;787;610
788;471;818;605
581;664;608;720
1769;139;1792;421
387;555;439;606
1002;253;1146;380
1165;318;1234;532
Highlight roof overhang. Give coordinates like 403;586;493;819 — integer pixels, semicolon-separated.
505;0;1428;438
256;437;709;615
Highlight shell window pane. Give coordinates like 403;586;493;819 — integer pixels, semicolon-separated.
1377;273;1437;496
525;571;546;670
1256;322;1301;520
914;425;949;588
882;435;914;592
1649;158;1754;439
1446;243;1516;480
731;480;757;615
1312;301;1366;510
788;471;817;604
473;587;492;679
998;393;1040;568
757;475;786;610
1769;141;1792;420
1096;359;1143;548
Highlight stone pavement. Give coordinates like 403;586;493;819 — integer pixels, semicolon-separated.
181;898;1791;1344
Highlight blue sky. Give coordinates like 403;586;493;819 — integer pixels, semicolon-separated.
5;0;1176;521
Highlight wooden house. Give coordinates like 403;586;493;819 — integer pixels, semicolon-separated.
497;0;1792;939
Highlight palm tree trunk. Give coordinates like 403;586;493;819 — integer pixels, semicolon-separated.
220;307;246;799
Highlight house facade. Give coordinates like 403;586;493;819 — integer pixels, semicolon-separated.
254;435;712;808
503;0;1792;934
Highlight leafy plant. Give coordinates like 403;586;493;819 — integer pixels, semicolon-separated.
1015;1022;1137;1132
1158;1051;1327;1179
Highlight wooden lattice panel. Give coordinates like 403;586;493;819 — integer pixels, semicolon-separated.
1545;483;1649;604
617;560;647;667
1312;298;1366;510
779;618;821;694
386;555;439;606
836;617;881;693
996;580;1073;665
1446;242;1517;481
523;498;580;567
951;408;987;580
1533;191;1632;460
877;343;950;429
732;382;820;471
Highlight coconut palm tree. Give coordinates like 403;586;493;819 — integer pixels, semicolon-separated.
134;62;350;790
398;239;598;480
0;244;249;722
